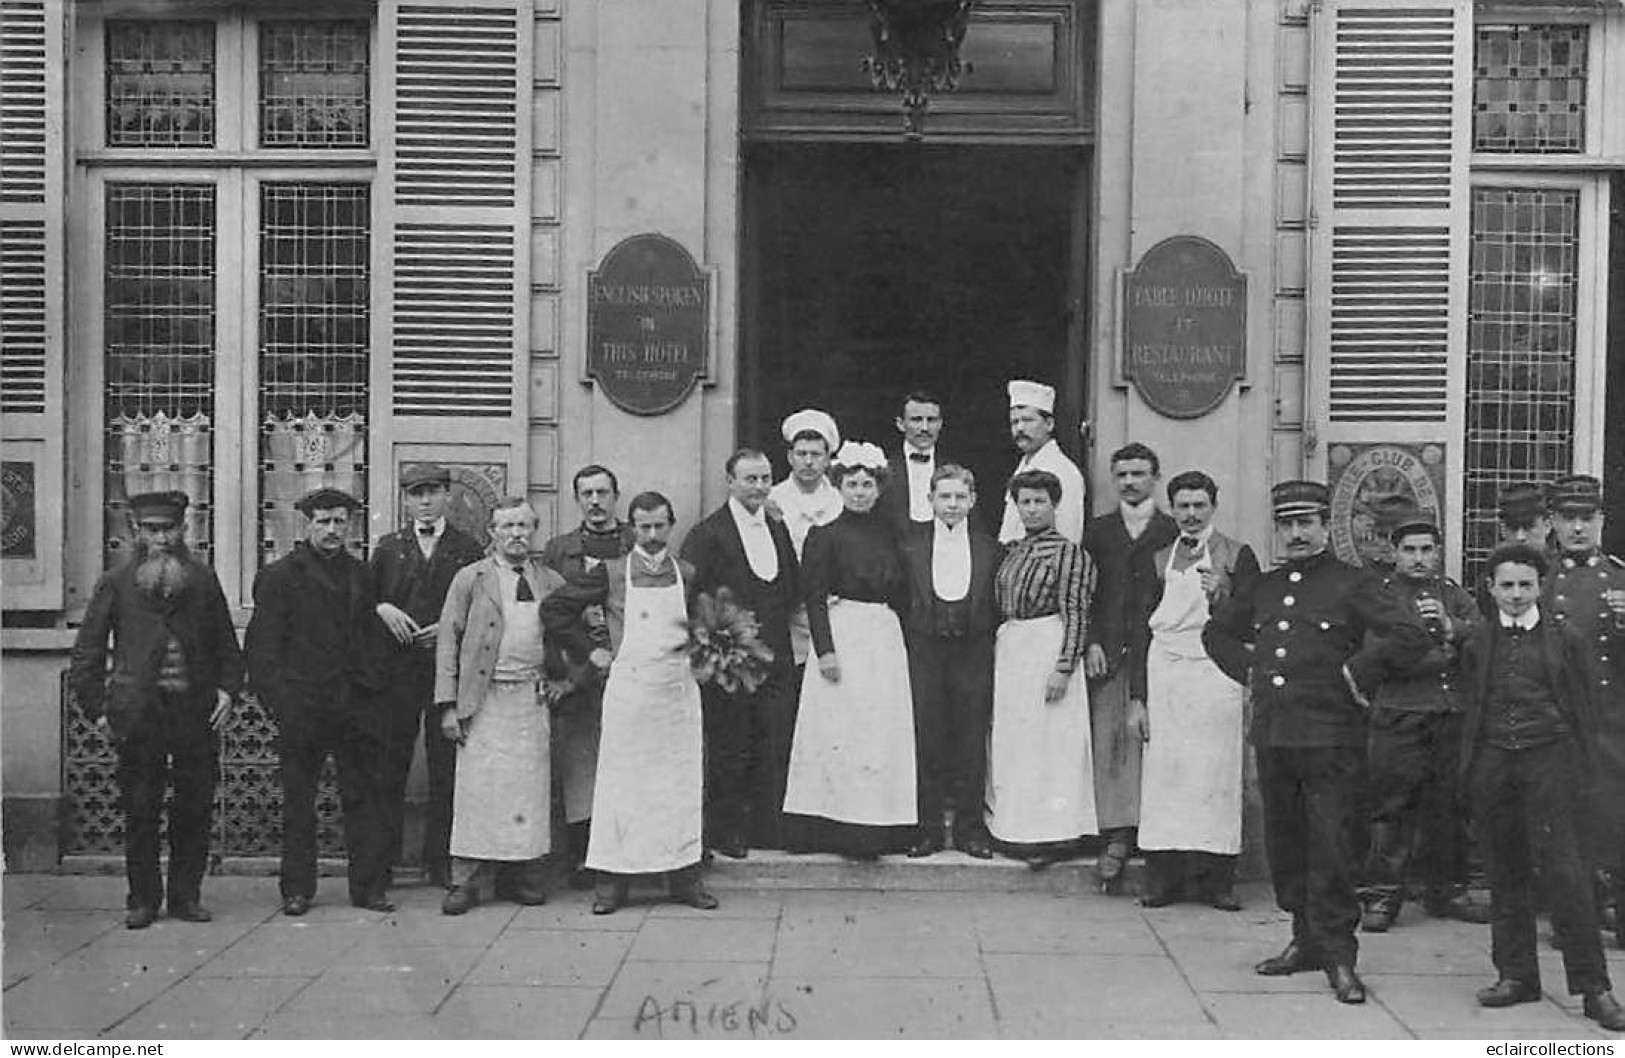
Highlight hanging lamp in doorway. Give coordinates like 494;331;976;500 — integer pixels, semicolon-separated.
863;0;976;139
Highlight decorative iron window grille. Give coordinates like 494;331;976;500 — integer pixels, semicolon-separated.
1462;187;1579;583
1474;25;1588;154
258;21;370;148
103;184;216;569
105;21;215;148
258;182;370;565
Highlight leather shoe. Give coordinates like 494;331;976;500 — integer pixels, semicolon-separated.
1208;889;1243;912
1327;964;1366;1004
125;905;159;930
495;882;548;906
281;895;311;917
352;894;396;913
1138;888;1177;908
168;900;212;923
714;838;749;860
1425;891;1491;925
441;885;476;916
673;887;720;911
956;836;993;860
592;895;620;915
1476;979;1542;1008
906;835;944;859
1361;901;1399;933
1255;940;1318;976
1584;991;1625;1031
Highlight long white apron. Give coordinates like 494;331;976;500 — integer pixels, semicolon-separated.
1136;546;1244;854
586;561;704;874
986;615;1097;843
783;600;917;826
450;680;552;860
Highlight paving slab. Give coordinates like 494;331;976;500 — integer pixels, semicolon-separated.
437;983;602;1038
510;896;650;931
250;1011;467;1040
767;976;999;1038
773;925;983;978
1364;972;1587;1034
100;976;309;1039
1202;990;1414;1038
627;915;778;963
1001;1016;1223;1039
595;958;771;1022
465;929;633;987
191;924;370;977
646;888;784;920
984;952;1207;1025
282;965;461;1014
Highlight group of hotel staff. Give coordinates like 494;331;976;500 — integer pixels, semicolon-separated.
68;377;1625;1024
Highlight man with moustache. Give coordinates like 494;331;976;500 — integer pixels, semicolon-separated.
1358;503;1485;933
1541;475;1625;942
680;448;801;856
879;391;966;537
766;410;843;671
69;491;243;929
1082;442;1178;886
899;464;1001;859
1204;480;1430;1005
437;497;570;914
370;463;484;888
247;488;393;916
539;465;636;886
999;380;1085;545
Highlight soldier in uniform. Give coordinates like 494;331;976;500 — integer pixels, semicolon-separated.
1359;503;1486;933
1204;480;1431;1005
370;463;484;888
538;465;636;886
1542;474;1625;942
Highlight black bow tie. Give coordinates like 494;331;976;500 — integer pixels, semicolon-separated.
417;523;437;536
1181;536;1202;549
908;452;930;464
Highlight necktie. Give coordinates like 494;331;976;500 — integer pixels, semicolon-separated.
417;523;436;536
1181;536;1201;550
513;565;534;601
908;451;930;463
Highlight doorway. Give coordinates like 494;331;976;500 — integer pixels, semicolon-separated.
740;142;1087;505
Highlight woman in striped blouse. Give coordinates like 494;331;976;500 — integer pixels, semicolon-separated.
986;469;1099;865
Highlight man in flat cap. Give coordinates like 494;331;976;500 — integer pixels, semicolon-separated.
247;487;393;915
1359;501;1485;933
370;463;484;888
1543;474;1625;940
767;410;842;671
1205;480;1430;1004
69;491;243;929
1000;380;1085;546
539;465;636;886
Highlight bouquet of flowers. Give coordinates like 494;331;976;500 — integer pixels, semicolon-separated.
688;587;776;695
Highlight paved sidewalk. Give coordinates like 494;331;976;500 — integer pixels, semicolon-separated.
3;872;1621;1040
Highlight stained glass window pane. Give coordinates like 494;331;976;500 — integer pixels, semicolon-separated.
259;21;370;148
1461;186;1579;583
103;184;216;568
105;21;216;148
258;183;371;565
1474;25;1588;154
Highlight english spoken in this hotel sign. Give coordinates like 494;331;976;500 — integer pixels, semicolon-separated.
1122;236;1247;419
587;233;710;416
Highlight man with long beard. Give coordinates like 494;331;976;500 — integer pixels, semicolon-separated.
69;491;243;929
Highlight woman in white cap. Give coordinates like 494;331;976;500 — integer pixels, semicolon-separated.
782;441;918;859
767;409;844;670
1000;380;1087;546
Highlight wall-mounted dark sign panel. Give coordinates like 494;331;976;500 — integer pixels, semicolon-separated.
587;234;710;416
1122;235;1247;420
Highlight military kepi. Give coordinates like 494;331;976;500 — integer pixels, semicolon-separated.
1497;482;1546;527
400;462;451;491
128;490;189;523
1373;496;1438;543
1548;473;1602;515
1272;480;1331;520
294;487;362;516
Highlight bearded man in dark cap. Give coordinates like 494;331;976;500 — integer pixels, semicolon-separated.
246;487;392;916
69;491;243;930
1204;480;1430;1005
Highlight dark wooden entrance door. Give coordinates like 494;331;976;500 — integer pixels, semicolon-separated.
740;142;1086;512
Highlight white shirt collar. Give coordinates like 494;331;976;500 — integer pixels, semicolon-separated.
934;518;967;538
415;516;446;535
728;496;767;527
1499;606;1541;631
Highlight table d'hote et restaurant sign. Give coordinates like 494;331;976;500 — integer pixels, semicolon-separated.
1122;235;1247;420
587;233;711;416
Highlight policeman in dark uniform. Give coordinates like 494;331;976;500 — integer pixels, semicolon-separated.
1360;502;1485;932
370;463;484;887
1543;474;1625;942
1204;480;1431;1004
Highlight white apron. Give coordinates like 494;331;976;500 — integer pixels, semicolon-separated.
586;560;704;874
1137;544;1244;854
986;615;1097;843
450;680;552;861
783;600;917;826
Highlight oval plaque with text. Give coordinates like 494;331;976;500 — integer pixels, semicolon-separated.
587;233;710;416
1122;235;1247;420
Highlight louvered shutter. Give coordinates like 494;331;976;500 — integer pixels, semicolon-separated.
376;1;532;477
1306;0;1470;566
1;0;65;609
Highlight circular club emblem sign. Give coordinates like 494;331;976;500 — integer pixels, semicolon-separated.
1328;443;1445;568
587;234;710;416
